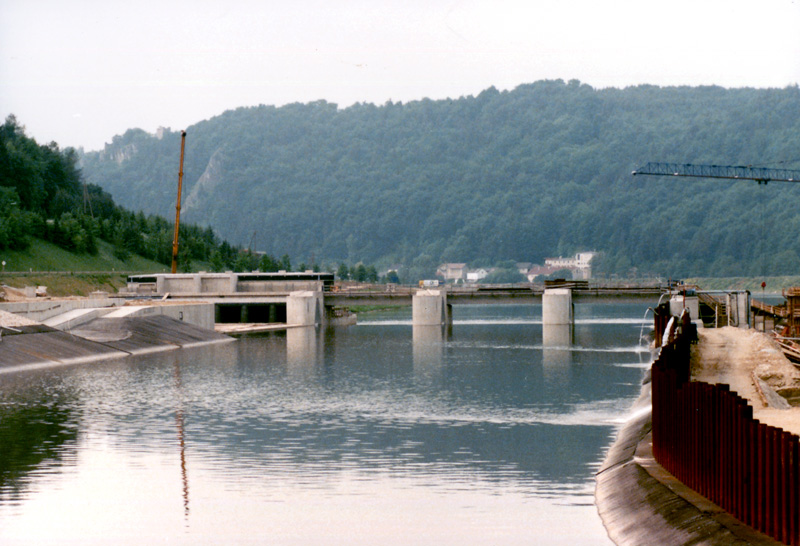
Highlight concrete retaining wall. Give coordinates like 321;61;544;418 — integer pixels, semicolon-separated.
104;303;215;330
0;298;124;322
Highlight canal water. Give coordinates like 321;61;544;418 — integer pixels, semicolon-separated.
0;303;651;545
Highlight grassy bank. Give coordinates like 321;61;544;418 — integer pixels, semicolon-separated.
0;238;168;274
684;276;800;293
0;272;130;297
0;238;170;297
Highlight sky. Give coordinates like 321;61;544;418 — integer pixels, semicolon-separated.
2;0;799;151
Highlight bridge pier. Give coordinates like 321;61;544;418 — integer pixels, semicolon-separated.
412;290;451;326
287;291;323;326
542;288;573;325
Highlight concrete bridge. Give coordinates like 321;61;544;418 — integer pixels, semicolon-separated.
124;273;664;328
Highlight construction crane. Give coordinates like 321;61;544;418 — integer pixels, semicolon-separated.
631;162;800;184
171;130;187;274
632;161;800;293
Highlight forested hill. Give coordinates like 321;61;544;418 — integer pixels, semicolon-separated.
80;80;800;278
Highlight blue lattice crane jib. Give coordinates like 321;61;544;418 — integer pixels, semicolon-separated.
632;162;800;184
632;161;800;290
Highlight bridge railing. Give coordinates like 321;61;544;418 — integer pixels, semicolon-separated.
651;327;800;545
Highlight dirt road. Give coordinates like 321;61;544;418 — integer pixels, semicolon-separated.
693;326;800;435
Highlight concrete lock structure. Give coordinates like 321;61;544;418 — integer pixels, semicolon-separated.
412;290;451;326
727;291;751;328
669;294;700;322
542;288;573;325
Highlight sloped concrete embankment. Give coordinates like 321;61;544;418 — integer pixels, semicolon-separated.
0;314;233;374
595;370;781;546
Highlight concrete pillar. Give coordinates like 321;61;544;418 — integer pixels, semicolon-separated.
268;304;277;323
229;273;238;294
156;275;166;295
542;288;573;325
670;295;699;322
287;291;322;326
412;290;448;326
726;291;751;328
194;274;203;294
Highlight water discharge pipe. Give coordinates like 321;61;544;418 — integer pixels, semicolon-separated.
171;131;187;274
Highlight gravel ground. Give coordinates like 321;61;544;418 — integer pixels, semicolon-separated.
0;309;38;327
692;327;800;435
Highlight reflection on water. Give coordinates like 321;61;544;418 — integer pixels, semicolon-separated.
0;303;651;545
286;326;317;367
542;323;573;385
412;325;445;369
0;398;79;502
172;354;190;518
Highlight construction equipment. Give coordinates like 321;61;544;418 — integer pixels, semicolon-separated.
171;130;187;274
632;162;800;184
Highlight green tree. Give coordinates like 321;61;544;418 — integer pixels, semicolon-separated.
234;251;257;272
178;245;193;273
384;270;400;284
352;263;367;282
70;84;800;278
210;249;226;272
258;253;280;272
0;187;30;250
480;267;525;284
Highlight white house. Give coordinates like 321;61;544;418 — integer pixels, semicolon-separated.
466;268;490;283
543;252;597;280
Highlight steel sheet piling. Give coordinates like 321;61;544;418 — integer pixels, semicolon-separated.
781;431;791;545
650;323;800;546
788;435;800;546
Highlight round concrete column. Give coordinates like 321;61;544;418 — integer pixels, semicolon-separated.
542;288;573;325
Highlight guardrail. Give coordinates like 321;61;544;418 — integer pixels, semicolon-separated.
651;328;800;545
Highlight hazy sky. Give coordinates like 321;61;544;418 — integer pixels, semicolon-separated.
2;0;799;151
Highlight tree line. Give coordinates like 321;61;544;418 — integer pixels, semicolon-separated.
79;80;800;279
0;115;316;274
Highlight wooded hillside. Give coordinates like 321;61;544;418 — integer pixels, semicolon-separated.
80;80;800;278
0;116;253;273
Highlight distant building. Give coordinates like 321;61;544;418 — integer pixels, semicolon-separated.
466;268;490;283
515;262;533;276
526;265;561;282
543;252;597;280
437;263;468;282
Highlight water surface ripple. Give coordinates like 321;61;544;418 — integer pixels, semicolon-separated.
0;303;651;545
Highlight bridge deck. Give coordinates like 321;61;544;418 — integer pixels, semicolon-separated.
326;287;663;307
